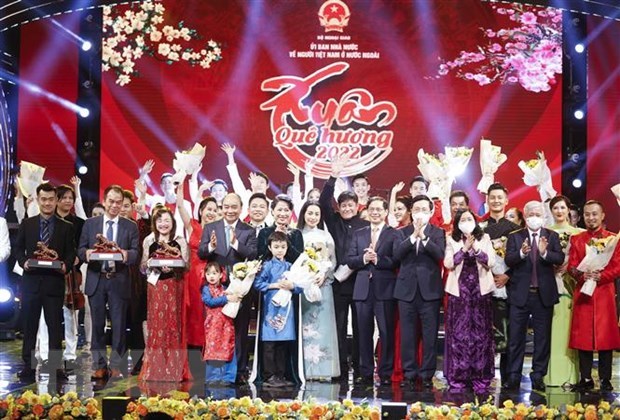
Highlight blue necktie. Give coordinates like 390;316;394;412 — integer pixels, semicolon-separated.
104;220;114;272
41;219;50;246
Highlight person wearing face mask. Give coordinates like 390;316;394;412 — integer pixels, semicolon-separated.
443;209;496;392
567;200;620;392
503;201;564;392
393;194;446;389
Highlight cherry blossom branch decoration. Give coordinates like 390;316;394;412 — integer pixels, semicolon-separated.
101;1;222;86
434;3;562;93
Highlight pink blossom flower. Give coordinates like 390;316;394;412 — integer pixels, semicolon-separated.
521;12;537;25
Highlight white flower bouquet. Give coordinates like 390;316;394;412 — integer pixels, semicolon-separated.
417;149;450;200
611;183;620;207
17;161;48;198
477;139;507;193
222;260;261;318
271;246;329;306
444;146;474;178
491;237;508;299
578;235;619;297
171;143;206;183
517;151;557;201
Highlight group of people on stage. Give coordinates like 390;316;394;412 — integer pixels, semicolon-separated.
9;146;620;394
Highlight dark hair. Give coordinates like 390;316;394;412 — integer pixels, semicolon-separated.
337;190;358;205
395;195;413;211
122;189;135;204
202;261;224;288
351;173;369;184
255;171;269;184
297;200;323;231
449;190;470;206
91;202;104;212
487;182;508;196
451;209;484;242
283;182;294;193
36;182;56;195
56;184;75;201
583;199;604;212
267;230;288;245
506;207;525;227
211;179;228;190
411;194;434;211
103;184;124;200
160;173;173;183
367;196;388;210
197;197;218;220
409;175;429;189
249;192;269;206
549;195;572;211
271;194;293;211
151;206;177;241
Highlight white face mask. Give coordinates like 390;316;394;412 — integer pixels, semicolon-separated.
458;221;476;235
412;212;431;225
526;216;543;231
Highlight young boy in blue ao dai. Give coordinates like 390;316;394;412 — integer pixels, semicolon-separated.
254;231;302;387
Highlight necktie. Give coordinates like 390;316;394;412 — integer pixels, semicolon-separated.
41;219;50;246
530;233;538;287
105;220;114;272
371;226;379;248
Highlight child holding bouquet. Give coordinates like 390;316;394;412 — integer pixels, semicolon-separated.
251;231;303;387
202;262;240;384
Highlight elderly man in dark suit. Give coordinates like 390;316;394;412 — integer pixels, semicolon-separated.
14;183;75;380
347;197;399;386
78;184;139;380
504;200;564;391
393;195;446;388
198;192;257;382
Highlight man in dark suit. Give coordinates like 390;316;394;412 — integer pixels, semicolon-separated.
319;156;369;379
504;200;564;391
198;192;257;382
78;184;139;380
347;197;399;385
393;195;446;388
14;183;75;380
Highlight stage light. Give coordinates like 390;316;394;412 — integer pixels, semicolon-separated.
82;41;92;52
574;43;585;53
79;108;90;118
0;288;11;304
572;179;583;188
78;165;88;175
574;110;584;120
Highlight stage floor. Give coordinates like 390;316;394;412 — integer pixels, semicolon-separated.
1;340;618;407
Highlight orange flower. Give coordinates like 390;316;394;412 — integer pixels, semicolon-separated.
15;398;26;405
248;406;258;416
137;404;148;417
174;414;184;420
0;401;8;410
370;411;381;420
32;404;45;417
290;402;301;411
48;405;63;420
72;400;81;407
312;405;326;417
86;402;99;416
535;408;545;417
126;402;136;412
277;403;288;413
584;410;597;420
216;406;230;417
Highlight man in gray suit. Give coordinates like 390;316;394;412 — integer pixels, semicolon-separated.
198;192;257;382
78;185;139;380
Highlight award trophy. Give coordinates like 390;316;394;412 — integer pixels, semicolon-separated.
28;241;63;269
147;241;185;268
90;234;124;262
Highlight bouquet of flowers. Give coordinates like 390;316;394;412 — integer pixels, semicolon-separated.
17;161;48;198
271;245;330;306
491;236;508;299
171;142;206;183
555;231;574;295
417;149;450;200
577;235;619;297
444;146;474;178
517;151;557;201
611;183;620;207
222;260;261;318
477;138;508;193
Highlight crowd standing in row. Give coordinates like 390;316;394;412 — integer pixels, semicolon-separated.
8;148;620;394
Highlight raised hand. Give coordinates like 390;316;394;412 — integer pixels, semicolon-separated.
70;176;81;188
538;236;548;255
221;143;236;157
287;163;300;177
391;181;405;194
135;179;147;197
209;230;217;249
139;159;155;177
521;238;531;256
330;153;349;178
198;180;215;195
304;157;317;174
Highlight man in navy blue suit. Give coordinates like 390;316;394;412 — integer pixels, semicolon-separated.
347;197;399;385
393;195;446;388
503;201;564;392
79;185;139;380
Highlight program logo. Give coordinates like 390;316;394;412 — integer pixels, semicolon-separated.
260;62;397;179
318;0;351;33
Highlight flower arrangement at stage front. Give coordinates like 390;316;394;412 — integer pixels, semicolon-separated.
0;390;101;419
434;3;562;93
102;1;222;86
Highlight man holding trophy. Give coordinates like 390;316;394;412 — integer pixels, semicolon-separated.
14;183;76;380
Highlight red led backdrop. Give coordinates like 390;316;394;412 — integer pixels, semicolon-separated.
18;0;619;229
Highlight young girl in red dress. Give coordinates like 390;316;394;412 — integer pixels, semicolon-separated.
202;262;240;384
